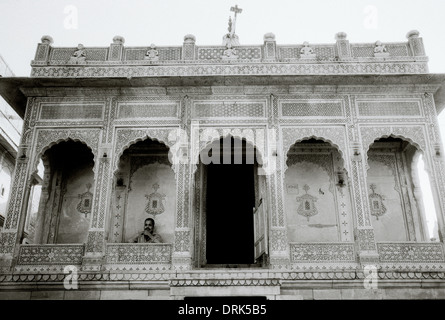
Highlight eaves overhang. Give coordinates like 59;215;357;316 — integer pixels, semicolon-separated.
1;73;445;118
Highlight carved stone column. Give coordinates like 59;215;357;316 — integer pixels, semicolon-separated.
0;147;31;271
350;141;379;266
268;94;290;268
172;96;193;270
82;146;112;271
171;163;193;270
0;98;35;271
423;93;445;242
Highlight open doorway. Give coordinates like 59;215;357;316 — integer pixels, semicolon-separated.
195;136;267;267
206;162;255;265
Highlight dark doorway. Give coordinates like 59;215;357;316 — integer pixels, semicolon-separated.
204;137;256;265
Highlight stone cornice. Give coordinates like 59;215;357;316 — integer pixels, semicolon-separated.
17;84;443;98
30;61;429;78
2;74;445;118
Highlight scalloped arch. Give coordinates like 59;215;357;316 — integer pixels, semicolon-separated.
364;134;424;175
283;135;348;175
113;135;173;175
32;137;96;178
365;133;423;156
193;132;265;174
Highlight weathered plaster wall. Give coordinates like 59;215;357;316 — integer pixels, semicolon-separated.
367;157;407;241
56;164;94;244
0;165;12;220
124;161;176;243
284;157;339;242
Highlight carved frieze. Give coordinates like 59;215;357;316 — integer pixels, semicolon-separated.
280;100;344;118
17;244;85;265
106;243;172;264
30;61;429;78
357;100;422;118
290;243;355;262
39;103;105;120
378;242;445;263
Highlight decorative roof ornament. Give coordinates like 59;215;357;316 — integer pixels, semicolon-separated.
222;4;242;48
300;41;317;59
68;43;86;64
373;40;389;58
144;43;159;61
230;4;242;35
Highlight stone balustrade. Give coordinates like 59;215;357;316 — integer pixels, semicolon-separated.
29;31;428;77
17;244;85;265
105;243;172;264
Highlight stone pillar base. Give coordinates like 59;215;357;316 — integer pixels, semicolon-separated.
81;253;104;272
0;254;14;273
358;251;380;267
269;255;290;270
172;256;192;271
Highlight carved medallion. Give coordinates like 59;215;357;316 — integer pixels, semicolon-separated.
77;183;93;217
369;184;386;220
296;184;318;221
145;183;166;216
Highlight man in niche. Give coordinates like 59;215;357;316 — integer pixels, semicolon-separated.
133;218;163;243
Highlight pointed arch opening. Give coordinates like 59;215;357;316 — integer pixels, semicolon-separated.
109;137;175;244
284;138;353;243
31;140;95;244
366;136;436;242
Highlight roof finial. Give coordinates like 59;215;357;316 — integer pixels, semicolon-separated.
228;16;233;33
230;4;242;36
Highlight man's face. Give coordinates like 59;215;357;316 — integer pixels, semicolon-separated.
144;220;154;233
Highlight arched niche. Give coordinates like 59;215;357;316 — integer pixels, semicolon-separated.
32;140;95;244
284;138;353;243
366;136;431;242
109;138;175;245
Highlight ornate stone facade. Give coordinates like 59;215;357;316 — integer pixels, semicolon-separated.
0;29;445;300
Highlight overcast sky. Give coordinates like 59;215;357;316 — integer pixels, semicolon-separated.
0;0;444;75
0;0;444;237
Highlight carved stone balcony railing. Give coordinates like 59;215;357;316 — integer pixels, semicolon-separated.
289;242;356;263
29;31;429;78
17;244;85;265
105;243;172;264
377;242;445;263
